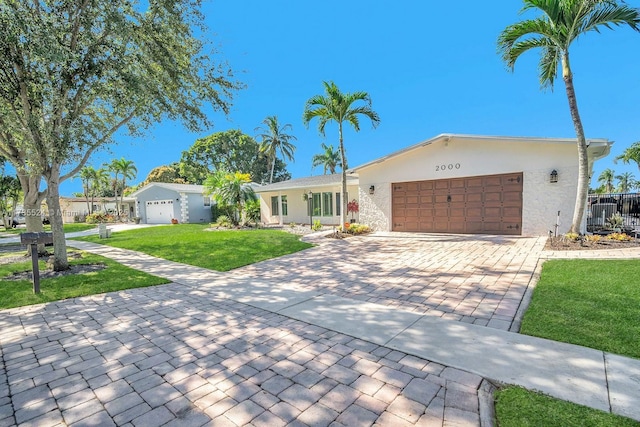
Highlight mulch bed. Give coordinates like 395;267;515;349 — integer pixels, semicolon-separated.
545;236;640;251
5;263;107;281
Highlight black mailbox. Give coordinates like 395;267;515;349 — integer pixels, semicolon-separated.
20;232;53;294
20;232;54;245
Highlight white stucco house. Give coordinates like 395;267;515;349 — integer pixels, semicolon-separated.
257;134;612;236
130;182;213;224
256;174;359;227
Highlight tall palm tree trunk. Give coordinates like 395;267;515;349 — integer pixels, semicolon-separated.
562;55;589;234
269;155;275;184
339;123;347;228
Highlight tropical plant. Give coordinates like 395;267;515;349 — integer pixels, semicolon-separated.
303;81;380;227
256;116;297;184
311;143;342;175
245;198;261;225
312;219;323;231
204;171;256;225
498;0;640;233
598;168;616;193
615;171;634;193
108;158;137;217
347;199;359;220
616;141;640;172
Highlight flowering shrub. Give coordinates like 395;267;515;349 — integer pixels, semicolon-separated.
85;212;115;223
606;232;632;241
345;223;370;235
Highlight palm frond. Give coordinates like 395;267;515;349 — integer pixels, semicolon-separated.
539;44;561;88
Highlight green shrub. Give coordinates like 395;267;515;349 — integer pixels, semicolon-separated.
85;212;114;224
216;215;233;228
564;232;579;241
312;219;322;231
245;199;261;225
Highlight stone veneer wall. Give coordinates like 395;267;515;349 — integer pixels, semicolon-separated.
180;192;189;223
359;184;390;232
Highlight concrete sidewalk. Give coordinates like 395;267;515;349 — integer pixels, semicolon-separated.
66;238;640;422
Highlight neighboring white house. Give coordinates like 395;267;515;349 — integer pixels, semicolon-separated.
130;182;213;224
255;174;359;226
59;196;135;223
256;134;612;236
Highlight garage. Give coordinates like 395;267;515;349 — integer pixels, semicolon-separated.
146;200;174;224
392;172;523;235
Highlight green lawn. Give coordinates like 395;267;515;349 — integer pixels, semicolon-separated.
520;259;640;359
72;224;313;271
495;386;638;427
0;251;168;309
1;223;96;234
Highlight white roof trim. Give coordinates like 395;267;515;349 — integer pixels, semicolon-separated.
349;133;613;172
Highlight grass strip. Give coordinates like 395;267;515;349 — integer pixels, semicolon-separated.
521;259;640;359
494;386;638;426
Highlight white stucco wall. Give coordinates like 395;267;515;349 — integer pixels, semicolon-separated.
259;185;359;226
357;136;595;236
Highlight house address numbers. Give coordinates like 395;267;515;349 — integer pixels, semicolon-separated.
435;163;461;172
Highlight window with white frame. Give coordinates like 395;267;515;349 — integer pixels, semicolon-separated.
204;196;211;207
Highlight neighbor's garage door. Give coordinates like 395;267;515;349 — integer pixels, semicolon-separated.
146;200;174;224
392;172;523;235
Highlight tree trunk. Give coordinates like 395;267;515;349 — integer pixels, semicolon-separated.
269;155;275;184
562;54;589;234
339;123;347;228
18;173;47;254
45;167;69;271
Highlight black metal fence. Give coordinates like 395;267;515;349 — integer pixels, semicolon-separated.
587;192;640;232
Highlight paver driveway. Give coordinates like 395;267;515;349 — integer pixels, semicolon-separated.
0;232;548;426
236;233;547;331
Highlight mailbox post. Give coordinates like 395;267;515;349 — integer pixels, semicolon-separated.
20;232;53;294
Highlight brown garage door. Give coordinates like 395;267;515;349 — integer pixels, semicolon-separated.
392;172;523;235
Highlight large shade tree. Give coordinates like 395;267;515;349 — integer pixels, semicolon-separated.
312;143;342;175
498;0;640;233
256;116;297;184
303;81;380;227
179;130;290;184
0;0;239;270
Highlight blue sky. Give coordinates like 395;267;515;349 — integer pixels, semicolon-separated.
61;1;640;196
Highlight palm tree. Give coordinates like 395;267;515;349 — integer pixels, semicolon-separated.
256;116;296;184
109;158;137;217
616;171;634;193
312;143;342;174
498;0;640;233
616;141;640;172
78;166;95;214
204;171;256;224
303;81;380;227
598;168;615;193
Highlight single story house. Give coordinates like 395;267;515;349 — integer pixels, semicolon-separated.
59;196;135;223
256;174;359;226
130;182;212;224
257;134;612;236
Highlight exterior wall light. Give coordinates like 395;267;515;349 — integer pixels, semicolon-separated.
550;170;558;183
369;185;375;195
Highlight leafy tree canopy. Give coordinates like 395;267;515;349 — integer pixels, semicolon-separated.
179;129;290;184
141;163;187;186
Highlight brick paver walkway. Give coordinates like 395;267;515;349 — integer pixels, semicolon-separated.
0;283;485;427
